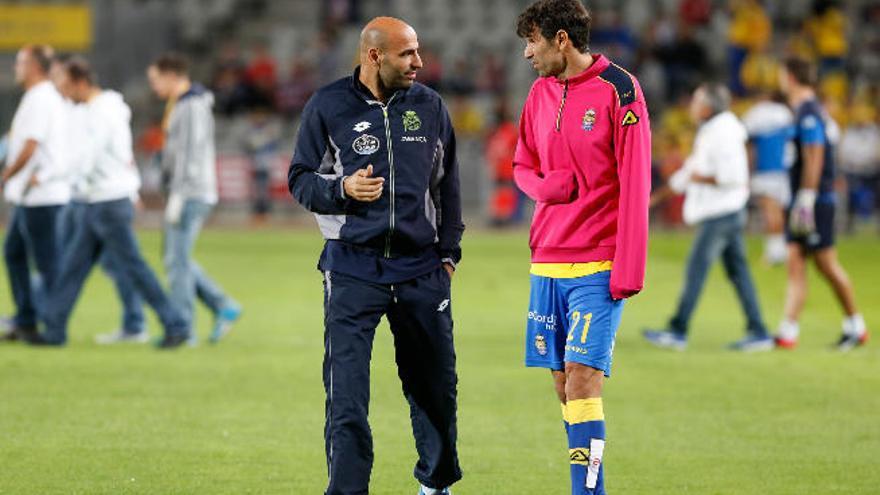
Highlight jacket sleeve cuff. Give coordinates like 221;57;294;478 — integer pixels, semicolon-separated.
439;248;461;266
334;176;352;210
610;285;641;300
339;176;348;199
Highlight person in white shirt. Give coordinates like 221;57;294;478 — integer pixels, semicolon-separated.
49;55;149;344
838;105;880;232
0;45;70;342
28;57;189;348
644;83;771;351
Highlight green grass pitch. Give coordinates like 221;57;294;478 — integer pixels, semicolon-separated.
1;228;878;494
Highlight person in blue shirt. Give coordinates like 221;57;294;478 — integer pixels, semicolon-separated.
742;91;796;265
288;17;464;495
775;56;868;351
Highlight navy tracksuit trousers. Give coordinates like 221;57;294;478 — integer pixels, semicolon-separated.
322;267;462;495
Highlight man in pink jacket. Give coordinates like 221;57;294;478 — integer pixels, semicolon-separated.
514;1;651;493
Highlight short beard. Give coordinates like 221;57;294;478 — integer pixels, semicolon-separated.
378;67;411;95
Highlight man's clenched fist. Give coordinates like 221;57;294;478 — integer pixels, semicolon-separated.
343;164;385;202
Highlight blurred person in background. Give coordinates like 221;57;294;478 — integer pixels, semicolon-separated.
775;56;868;350
679;0;712;27
838;102;880;233
276;57;316;118
50;55;149;344
288;17;464;495
651;133;687;225
726;0;771;96
741;90;795;265
211;42;249;115
0;45;69;342
241;100;282;223
416;46;443;91
475;52;507;95
147;53;242;345
30;58;188;348
315;27;342;86
484;97;522;227
805;0;848;77
644;83;772;352
739;46;781;95
449;95;484;137
590;9;637;70
514;1;651;493
49;54;84;245
244;42;278;107
655;24;708;102
445;57;476;96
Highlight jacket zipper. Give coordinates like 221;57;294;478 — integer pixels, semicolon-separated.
381;93;397;258
555;80;569;132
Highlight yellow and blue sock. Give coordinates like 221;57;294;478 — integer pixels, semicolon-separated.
565;398;606;495
561;403;570;435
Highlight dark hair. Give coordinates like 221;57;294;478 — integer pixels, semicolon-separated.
516;0;592;53
65;56;95;85
23;44;54;74
152;52;189;76
783;56;817;87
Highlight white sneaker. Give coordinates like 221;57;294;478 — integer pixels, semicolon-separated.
94;329;150;345
0;316;14;332
418;485;451;495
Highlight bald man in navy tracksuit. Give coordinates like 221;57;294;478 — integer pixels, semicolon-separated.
288;17;464;495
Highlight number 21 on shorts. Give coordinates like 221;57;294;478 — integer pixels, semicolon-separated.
567;311;593;344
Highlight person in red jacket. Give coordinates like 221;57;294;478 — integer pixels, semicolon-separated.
513;1;651;494
485;98;522;225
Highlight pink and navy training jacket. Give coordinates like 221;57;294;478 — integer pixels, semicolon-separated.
513;54;652;300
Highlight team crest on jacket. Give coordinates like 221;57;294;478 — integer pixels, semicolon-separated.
582;108;597;131
535;333;548;356
402;110;421;131
352;134;380;155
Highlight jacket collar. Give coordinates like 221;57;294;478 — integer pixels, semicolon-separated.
350;66;406;104
179;82;207;101
552;53;610;87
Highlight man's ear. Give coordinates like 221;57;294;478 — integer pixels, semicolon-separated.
555;30;569;50
368;47;382;66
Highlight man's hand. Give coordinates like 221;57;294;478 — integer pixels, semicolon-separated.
789;189;817;236
165;193;184;226
3;139;38;184
667;168;691;193
690;173;717;185
343;164;385;202
27;174;40;188
443;263;455;278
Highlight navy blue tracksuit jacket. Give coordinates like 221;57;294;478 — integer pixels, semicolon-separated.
288;67;464;495
289;67;464;282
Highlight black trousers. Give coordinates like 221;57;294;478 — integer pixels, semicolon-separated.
322;267;462;495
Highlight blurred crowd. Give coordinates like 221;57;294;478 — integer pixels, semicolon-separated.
171;0;880;230
645;0;880;233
